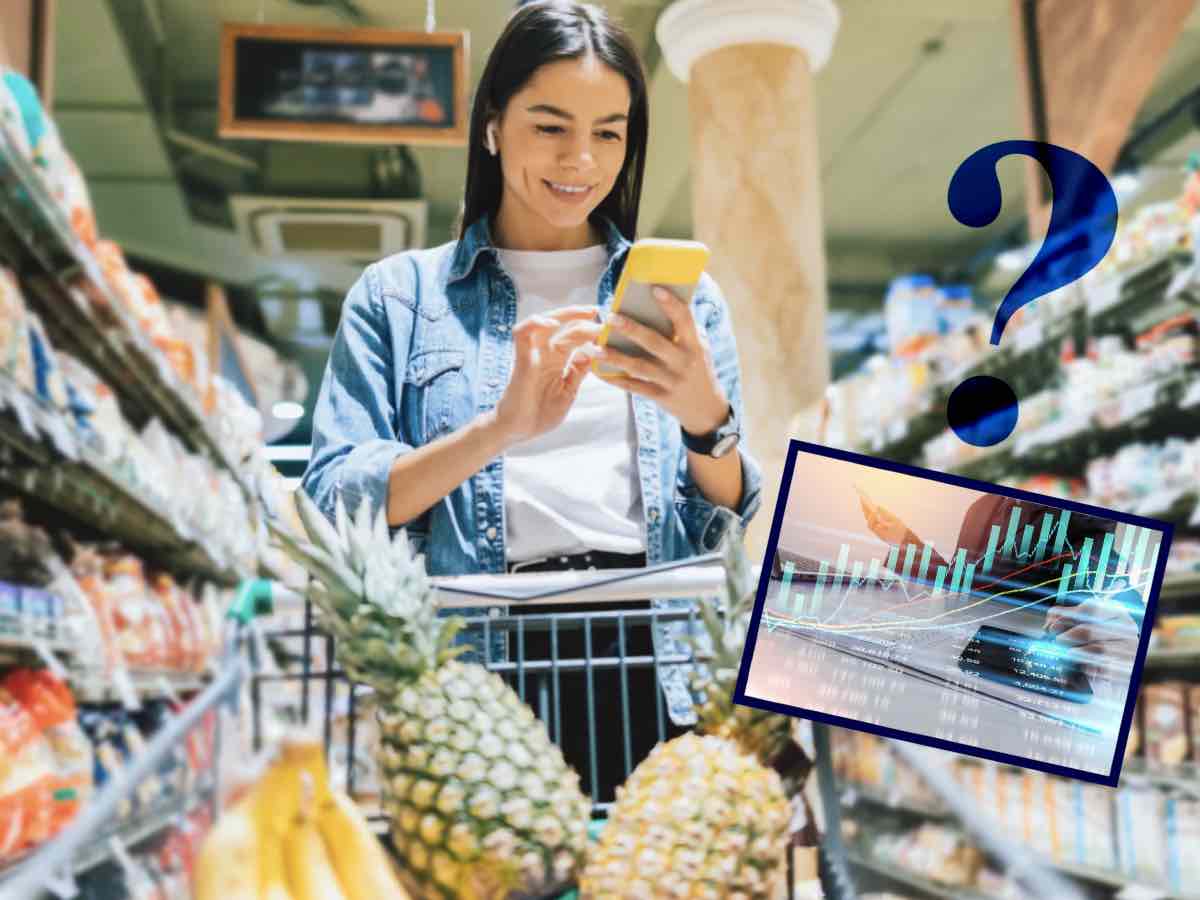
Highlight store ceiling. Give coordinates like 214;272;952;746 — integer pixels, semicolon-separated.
49;0;1200;442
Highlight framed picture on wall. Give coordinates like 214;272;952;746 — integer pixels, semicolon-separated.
218;22;469;146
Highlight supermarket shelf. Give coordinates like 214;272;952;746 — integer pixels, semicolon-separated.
1121;759;1200;794
845;848;992;900
865;250;1200;468
840;779;950;820
0;784;209;890
0;130;252;500
1144;646;1200;668
1162;572;1200;600
71;669;209;705
1049;858;1200;900
0;374;245;586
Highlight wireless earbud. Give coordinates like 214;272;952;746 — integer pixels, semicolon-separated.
485;123;498;156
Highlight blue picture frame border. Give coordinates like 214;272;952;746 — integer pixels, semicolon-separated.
732;439;1174;788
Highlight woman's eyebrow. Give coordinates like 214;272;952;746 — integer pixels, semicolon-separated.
525;103;628;124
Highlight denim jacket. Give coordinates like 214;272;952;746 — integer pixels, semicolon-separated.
301;215;763;724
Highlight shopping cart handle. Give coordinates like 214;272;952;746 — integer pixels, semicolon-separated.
229;578;275;624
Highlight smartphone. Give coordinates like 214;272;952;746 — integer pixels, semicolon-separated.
594;238;710;378
958;625;1093;704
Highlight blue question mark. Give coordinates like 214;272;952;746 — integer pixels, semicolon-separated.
945;140;1118;446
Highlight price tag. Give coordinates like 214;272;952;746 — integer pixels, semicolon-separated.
112;666;142;711
1166;263;1197;299
1086;277;1121;314
1119;383;1158;422
1014;320;1044;353
1137;487;1185;517
10;390;36;438
32;639;69;681
1181;379;1200;409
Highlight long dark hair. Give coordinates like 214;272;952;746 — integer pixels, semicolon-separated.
458;1;648;242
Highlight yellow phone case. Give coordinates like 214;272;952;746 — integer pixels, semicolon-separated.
593;238;710;379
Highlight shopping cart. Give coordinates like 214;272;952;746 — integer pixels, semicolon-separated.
252;557;863;899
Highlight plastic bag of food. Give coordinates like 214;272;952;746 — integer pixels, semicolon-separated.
104;554;158;670
4;668;94;836
0;683;56;858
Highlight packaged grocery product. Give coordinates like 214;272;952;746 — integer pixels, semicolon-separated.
24;311;70;412
68;543;123;674
0;268;29;376
134;700;185;798
119;712;164;809
0;683;56;858
1143;682;1189;767
0;69;31;158
884;274;942;359
1115;785;1168;883
1170;795;1200;890
4;668;94;836
78;707;134;819
0;69;43;159
104;554;159;669
1189;684;1200;765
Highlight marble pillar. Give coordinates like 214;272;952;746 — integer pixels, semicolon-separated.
658;0;839;561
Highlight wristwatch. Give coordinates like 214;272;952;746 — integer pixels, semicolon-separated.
681;404;741;458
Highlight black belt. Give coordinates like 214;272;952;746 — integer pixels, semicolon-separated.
506;549;647;574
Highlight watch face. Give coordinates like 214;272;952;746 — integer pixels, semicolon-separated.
712;432;740;458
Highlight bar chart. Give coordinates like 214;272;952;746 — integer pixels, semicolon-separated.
768;503;1161;626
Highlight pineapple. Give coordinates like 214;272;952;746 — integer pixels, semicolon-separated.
271;492;591;900
579;535;800;900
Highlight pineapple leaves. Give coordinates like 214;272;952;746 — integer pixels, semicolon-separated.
294;487;342;555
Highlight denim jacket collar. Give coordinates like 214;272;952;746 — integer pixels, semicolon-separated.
448;214;630;284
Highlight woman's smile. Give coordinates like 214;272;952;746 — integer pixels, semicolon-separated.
543;178;596;204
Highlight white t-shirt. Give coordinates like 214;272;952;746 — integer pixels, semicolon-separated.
496;244;645;562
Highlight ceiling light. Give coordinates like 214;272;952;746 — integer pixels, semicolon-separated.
272;401;305;420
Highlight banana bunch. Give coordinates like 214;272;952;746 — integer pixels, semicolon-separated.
195;736;411;900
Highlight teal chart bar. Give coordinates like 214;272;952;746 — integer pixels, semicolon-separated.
1141;542;1160;592
932;565;948;595
793;592;806;617
813;561;828;607
1019;524;1035;560
885;545;899;572
850;560;864;588
1051;508;1072;556
1057;563;1074;600
902;543;917;580
918;544;933;582
948;548;967;594
779;561;795;611
1116;527;1136;577
1130;528;1151;588
1073;537;1093;589
1003;505;1023;556
866;557;880;584
982;525;1000;574
1093;531;1114;592
831;544;850;592
961;562;977;596
1035;512;1055;561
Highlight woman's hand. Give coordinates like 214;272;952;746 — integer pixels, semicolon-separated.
1044;590;1140;700
494;305;603;444
858;490;912;545
596;286;730;436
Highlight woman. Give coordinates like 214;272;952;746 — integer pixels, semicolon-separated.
301;1;763;802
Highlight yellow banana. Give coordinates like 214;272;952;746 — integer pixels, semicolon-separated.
285;772;348;900
254;750;302;900
317;790;413;900
193;794;260;900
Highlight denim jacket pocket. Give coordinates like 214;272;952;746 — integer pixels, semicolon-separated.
405;348;467;442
